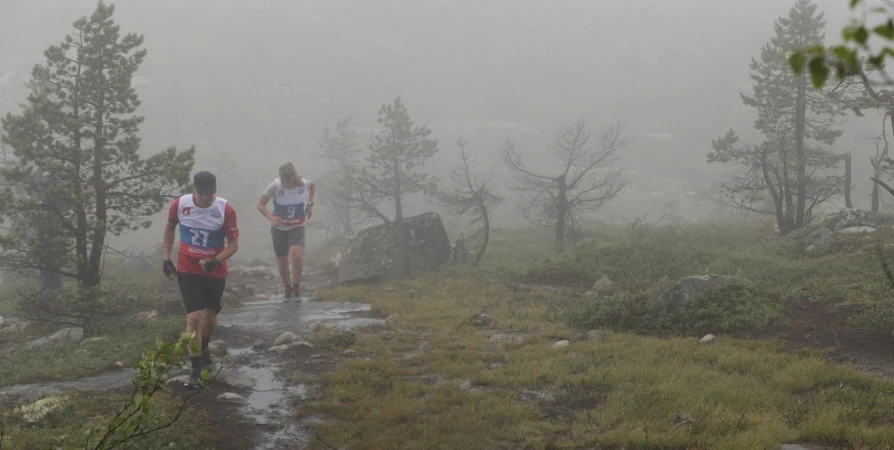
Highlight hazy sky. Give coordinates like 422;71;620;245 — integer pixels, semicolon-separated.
0;0;885;249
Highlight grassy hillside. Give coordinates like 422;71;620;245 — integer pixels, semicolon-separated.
305;221;894;449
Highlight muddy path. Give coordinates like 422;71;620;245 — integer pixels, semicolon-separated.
164;267;383;450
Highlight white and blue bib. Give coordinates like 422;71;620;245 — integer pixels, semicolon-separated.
177;194;228;257
271;177;308;228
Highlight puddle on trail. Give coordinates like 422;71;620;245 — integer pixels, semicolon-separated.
240;365;283;425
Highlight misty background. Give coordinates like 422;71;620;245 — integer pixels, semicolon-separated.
0;0;878;260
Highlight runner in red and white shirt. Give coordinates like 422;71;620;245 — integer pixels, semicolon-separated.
162;170;239;389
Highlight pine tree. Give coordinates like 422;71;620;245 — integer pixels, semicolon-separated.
709;0;865;234
0;1;195;287
363;97;439;222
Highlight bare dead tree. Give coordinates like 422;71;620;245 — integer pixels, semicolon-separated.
434;136;503;265
501;117;630;250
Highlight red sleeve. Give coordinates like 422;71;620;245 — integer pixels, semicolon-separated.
224;204;239;240
167;198;180;224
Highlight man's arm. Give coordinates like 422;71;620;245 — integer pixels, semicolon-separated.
215;204;240;262
306;179;315;219
257;181;285;226
163;200;178;260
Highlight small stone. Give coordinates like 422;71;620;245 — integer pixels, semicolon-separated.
274;332;298;346
268;344;292;354
839;226;876;234
217;392;248;403
81;337;109;345
386;313;399;322
216;369;254;389
553;340;570;348
477;314;495;326
384;286;395;292
167;375;191;385
208;340;227;356
587;330;611;342
252;339;265;349
343;349;357;357
114;361;124;368
254;293;269;300
292;341;314;349
699;334;716;344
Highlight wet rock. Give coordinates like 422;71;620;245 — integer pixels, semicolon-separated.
839;226;876;234
252;339;265;350
208;340;227;356
24;327;84;350
216;369;254;389
477;314;495;326
587;330;611;342
217;392;248;403
699;334;716;344
268;345;292;354
274;332;298;346
822;208;894;232
114;361;125;368
553;340;570;348
648;275;734;309
254;294;269;301
337;212;452;283
293;341;314;349
166;375;191;386
343;349;357;357
591;274;617;293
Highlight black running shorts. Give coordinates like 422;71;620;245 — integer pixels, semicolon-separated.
271;226;305;257
177;272;226;314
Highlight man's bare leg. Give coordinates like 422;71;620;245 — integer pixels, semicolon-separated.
185;310;203;389
276;255;291;297
289;245;304;296
200;309;218;369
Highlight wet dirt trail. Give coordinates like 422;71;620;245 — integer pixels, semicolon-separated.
170;268;384;450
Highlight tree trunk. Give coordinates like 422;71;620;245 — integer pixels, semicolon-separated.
341;210;354;236
475;201;490;266
555;176;567;251
873;161;881;212
844;151;853;209
794;73;808;229
393;157;402;221
87;63;107;289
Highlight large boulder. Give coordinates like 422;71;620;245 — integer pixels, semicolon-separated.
818;208;894;232
647;275;733;310
337;212;451;283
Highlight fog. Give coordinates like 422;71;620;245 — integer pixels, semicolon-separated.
0;0;880;258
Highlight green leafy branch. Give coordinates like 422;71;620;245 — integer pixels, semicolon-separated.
82;332;213;450
790;0;894;87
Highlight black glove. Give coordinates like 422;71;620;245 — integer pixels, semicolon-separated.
201;258;220;273
163;260;177;279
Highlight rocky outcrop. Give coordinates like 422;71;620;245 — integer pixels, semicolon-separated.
337;212;451;283
647;275;733;310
